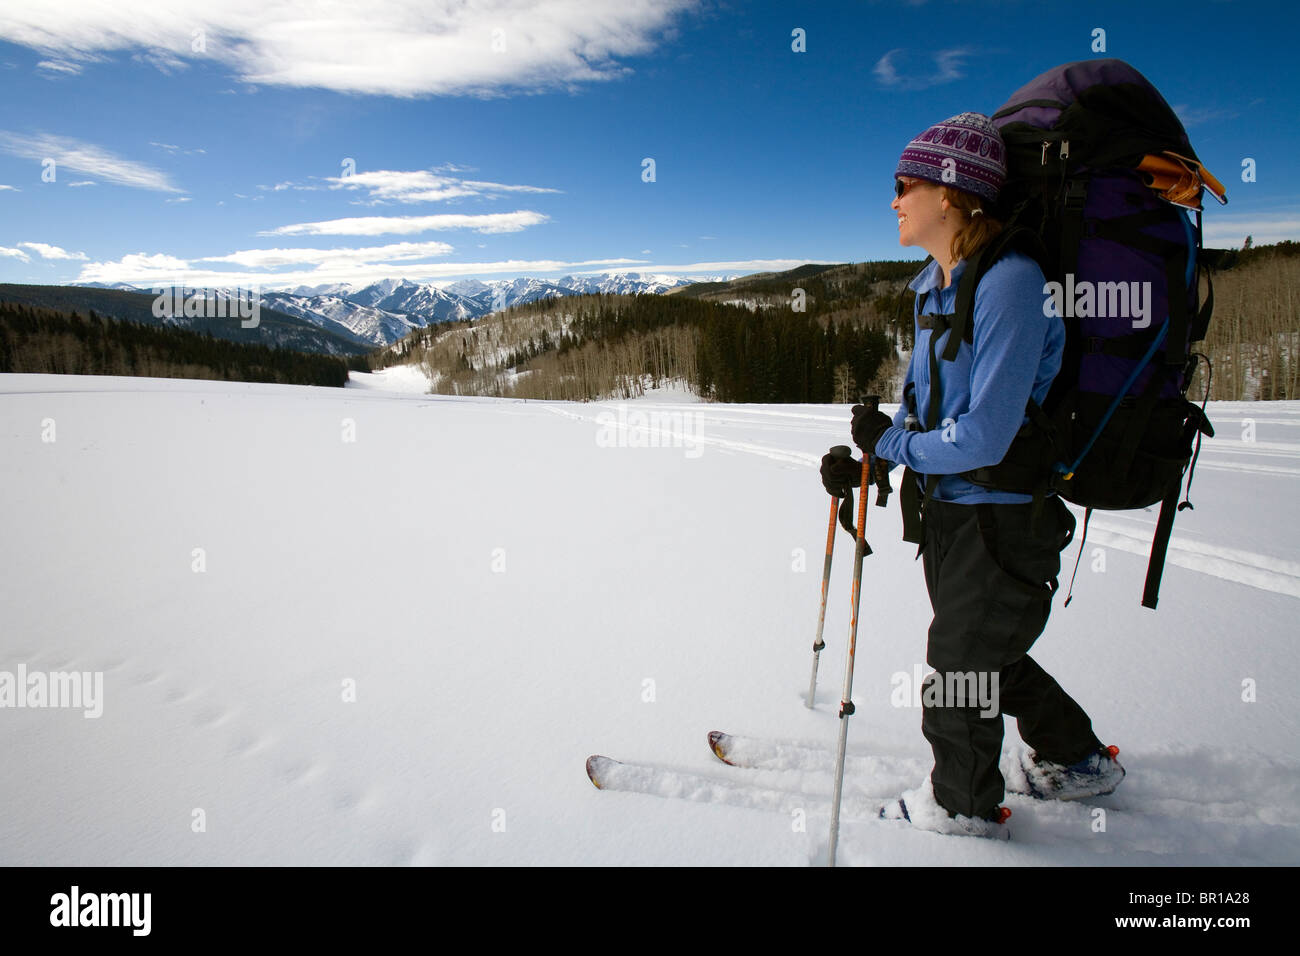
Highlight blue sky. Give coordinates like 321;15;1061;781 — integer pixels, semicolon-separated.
0;0;1293;290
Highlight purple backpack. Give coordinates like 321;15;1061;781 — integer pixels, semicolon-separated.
986;59;1222;608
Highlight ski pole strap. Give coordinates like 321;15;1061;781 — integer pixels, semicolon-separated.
871;454;892;507
838;492;871;555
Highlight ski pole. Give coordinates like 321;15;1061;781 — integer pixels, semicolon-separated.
807;445;852;709
828;396;879;867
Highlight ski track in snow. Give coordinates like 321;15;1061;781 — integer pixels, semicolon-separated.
555;398;1300;600
1083;521;1300;599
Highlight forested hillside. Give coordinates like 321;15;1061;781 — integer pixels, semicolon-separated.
0;302;363;387
398;292;892;403
1195;242;1300;401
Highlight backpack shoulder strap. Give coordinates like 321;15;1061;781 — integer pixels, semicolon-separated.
940;226;1047;361
908;256;935;321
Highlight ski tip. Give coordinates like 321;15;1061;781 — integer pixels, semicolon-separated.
586;754;616;789
707;731;737;765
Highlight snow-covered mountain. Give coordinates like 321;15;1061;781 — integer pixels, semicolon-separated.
249;273;732;347
260;292;417;347
73;281;146;292
72;273;736;348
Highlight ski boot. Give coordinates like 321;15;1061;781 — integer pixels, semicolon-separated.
878;782;1011;840
1018;745;1125;801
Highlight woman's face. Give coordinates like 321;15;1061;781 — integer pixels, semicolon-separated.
891;176;944;249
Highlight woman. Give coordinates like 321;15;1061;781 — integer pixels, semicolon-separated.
821;112;1123;838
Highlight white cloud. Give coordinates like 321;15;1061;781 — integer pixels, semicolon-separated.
1202;217;1300;248
1;246;31;262
264;210;550;237
0;131;181;192
622;259;818;274
873;48;971;91
328;168;562;204
0;184;17;191
0;0;697;97
35;58;87;75
75;253;643;288
73;252;824;290
198;240;456;269
18;242;88;261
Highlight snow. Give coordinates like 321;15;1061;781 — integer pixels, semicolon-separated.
1;372;1297;865
346;364;437;394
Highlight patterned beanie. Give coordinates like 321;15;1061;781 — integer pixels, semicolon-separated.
895;112;1006;203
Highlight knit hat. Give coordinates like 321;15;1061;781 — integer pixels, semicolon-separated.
895;112;1006;203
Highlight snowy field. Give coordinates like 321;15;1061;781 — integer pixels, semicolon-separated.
1;370;1297;866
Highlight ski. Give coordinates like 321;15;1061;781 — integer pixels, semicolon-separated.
585;754;879;819
587;748;1020;842
707;730;925;778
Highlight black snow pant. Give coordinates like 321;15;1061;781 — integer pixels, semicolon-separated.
920;497;1103;819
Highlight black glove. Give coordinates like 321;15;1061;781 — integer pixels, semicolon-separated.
851;404;894;457
820;452;862;498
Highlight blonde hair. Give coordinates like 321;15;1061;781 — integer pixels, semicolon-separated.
942;187;1004;263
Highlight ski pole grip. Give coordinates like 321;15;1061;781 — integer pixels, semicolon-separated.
829;445;852;459
858;394;881;414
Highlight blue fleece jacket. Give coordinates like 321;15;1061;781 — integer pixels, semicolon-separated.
872;249;1063;504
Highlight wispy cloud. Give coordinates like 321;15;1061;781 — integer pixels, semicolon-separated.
264;210;550;237
19;242;87;261
35;57;89;75
197;240;456;269
1202;216;1300;248
150;141;206;155
873;48;971;91
0;131;182;192
0;245;31;262
0;0;698;98
1170;104;1237;128
327;167;562;204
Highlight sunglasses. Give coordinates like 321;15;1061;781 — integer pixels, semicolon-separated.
894;178;925;199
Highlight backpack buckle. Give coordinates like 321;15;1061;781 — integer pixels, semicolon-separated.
1064;178;1088;209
